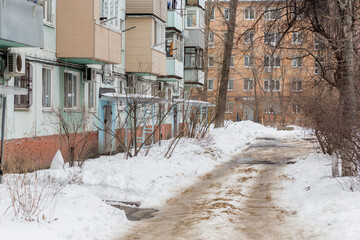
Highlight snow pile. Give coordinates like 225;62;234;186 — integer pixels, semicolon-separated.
275;153;360;239
0;121;273;240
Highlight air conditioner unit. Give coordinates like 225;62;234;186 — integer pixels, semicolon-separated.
6;53;25;77
84;68;97;82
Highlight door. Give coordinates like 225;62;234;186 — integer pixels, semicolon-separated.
244;104;254;121
104;105;113;153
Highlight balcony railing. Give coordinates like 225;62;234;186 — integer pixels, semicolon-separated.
166;39;184;62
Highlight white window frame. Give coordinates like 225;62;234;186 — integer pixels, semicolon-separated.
244;30;254;44
263;79;281;92
186;9;198;28
264;55;281;70
208;32;215;47
228;79;235;90
243;78;254;91
42;66;53;109
244;7;255;20
208;79;214;91
291;79;303;92
291;104;301;114
43;0;54;25
210;8;215;20
208;56;215;67
292;56;303;68
154;19;166;52
292;31;303;44
264;7;281;20
100;0;120;29
264;32;280;46
244;55;254;67
224;8;229;20
64;70;80;110
230;56;234;67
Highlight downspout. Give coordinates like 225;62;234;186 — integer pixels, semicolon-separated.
0;96;6;183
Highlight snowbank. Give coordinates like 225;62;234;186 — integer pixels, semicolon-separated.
0;121;275;240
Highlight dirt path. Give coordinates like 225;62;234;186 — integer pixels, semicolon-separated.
117;136;318;240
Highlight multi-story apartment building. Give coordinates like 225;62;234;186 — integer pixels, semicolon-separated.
0;0;206;171
201;1;318;126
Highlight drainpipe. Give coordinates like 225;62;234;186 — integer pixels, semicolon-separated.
0;96;6;183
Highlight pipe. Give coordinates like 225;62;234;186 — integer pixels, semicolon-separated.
0;96;6;182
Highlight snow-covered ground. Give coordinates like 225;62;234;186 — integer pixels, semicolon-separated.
0;121;359;239
275;152;360;239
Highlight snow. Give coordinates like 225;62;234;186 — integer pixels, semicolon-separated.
0;121;360;239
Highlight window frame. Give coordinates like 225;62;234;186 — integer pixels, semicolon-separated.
88;82;97;112
43;0;54;25
292;31;303;44
225;102;234;113
244;7;255;20
208;56;215;67
292;56;303;68
291;79;303;92
224;8;229;20
228;79;235;90
154;19;166;52
244;30;254;44
230;56;234;67
42;66;53;109
14;63;33;109
244;55;254;67
64;70;80;110
208;32;215;48
100;0;120;29
263;79;281;92
264;55;281;69
291;104;301;114
208;79;214;91
243;78;254;91
264;7;282;20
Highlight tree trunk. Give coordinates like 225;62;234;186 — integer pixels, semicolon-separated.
214;0;238;128
337;0;357;176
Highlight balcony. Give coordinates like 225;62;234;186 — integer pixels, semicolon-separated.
186;0;205;9
125;17;166;76
56;0;122;65
0;0;43;49
184;69;204;86
126;0;167;22
184;29;205;49
167;10;183;32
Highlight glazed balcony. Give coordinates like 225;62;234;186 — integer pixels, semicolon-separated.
167;10;183;32
186;0;205;9
0;0;43;49
126;0;167;22
184;69;204;86
56;0;122;65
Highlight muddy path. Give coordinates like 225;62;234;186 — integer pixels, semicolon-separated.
117;136;318;240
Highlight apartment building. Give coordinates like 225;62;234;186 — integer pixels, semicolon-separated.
203;1;318;126
0;0;207;170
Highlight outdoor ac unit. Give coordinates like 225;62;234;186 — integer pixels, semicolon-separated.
84;68;97;82
6;53;25;77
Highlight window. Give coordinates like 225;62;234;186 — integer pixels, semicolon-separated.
243;78;254;91
230;56;234;67
210;8;215;20
244;30;254;44
14;63;33;109
264;55;281;70
43;0;54;24
228;79;234;90
263;79;281;92
291;79;303;92
88;82;96;111
264;7;282;20
244;55;254;67
292;31;303;44
185;47;203;69
292;56;303;68
186;10;197;27
64;71;80;109
264;103;280;114
225;102;234;113
208;56;215;67
291;104;301;114
43;0;53;24
264;32;281;46
154;20;165;51
42;67;52;108
314;58;325;75
100;0;120;27
224;8;229;20
117;79;125;94
208;32;215;47
314;36;325;51
244;7;255;20
208;79;214;91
